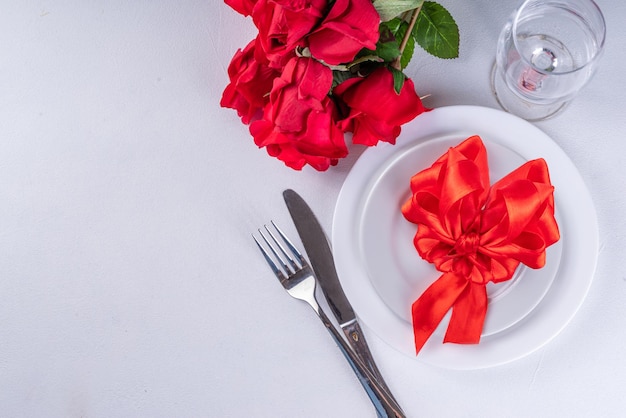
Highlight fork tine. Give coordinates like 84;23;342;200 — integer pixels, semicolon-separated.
263;224;300;273
253;233;286;281
259;226;292;274
271;220;306;267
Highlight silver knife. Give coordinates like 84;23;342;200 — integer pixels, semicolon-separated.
283;189;405;418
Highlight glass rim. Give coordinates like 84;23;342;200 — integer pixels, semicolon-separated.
512;0;606;76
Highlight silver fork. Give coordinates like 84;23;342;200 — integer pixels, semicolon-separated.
254;222;406;418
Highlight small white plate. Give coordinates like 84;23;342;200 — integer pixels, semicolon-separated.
332;106;598;369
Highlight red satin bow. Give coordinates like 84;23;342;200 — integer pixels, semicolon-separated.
401;135;560;354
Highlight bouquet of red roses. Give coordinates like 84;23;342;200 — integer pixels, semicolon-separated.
221;0;458;171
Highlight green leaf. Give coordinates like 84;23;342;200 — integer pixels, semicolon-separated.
378;18;414;68
373;0;424;22
395;20;415;70
401;35;415;69
375;39;401;62
367;21;401;63
412;1;459;59
332;70;353;89
391;67;405;94
382;17;403;34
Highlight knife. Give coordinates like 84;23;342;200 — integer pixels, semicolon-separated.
283;189;405;418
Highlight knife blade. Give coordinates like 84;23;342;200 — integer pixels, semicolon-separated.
283;189;404;417
283;189;354;326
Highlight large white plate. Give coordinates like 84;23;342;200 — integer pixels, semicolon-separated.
332;106;598;370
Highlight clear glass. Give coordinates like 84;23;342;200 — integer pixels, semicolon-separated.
491;0;606;121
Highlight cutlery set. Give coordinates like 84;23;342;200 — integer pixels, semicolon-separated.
253;189;405;418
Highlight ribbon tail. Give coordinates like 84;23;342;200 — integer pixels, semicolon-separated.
411;272;469;354
444;282;488;344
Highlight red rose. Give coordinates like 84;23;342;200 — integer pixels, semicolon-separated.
307;0;379;65
335;68;426;146
249;57;348;170
220;38;280;124
252;0;327;69
224;0;257;16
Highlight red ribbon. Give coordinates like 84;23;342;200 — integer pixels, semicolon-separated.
401;136;560;354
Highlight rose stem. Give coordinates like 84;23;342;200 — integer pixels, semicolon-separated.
392;5;422;70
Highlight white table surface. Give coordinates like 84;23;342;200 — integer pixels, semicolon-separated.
1;1;625;416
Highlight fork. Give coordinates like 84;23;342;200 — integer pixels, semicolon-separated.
254;221;406;418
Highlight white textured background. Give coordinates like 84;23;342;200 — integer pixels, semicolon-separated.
1;1;625;416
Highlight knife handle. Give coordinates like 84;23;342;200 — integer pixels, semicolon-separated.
316;307;406;418
342;321;402;407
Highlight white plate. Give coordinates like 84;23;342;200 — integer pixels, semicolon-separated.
332;106;598;370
